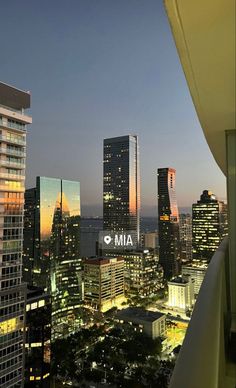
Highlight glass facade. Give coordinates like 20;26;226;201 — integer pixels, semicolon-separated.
23;177;81;339
103;135;140;243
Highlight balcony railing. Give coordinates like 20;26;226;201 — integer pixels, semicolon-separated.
0;172;25;180
0;134;26;146
169;237;235;388
0;159;25;169
0;147;26;157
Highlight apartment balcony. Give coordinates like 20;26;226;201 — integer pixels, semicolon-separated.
0;158;25;169
0;134;26;146
169;237;236;388
163;1;235;387
0;172;25;180
0;147;26;158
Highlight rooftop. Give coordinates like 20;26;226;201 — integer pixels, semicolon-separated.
0;81;30;110
117;307;165;323
84;256;124;265
169;276;190;285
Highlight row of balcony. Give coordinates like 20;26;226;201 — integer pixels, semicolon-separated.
0;160;25;169
0;134;26;146
0;173;25;181
0;185;24;193
0;147;26;158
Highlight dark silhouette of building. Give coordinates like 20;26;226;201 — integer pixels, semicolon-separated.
157;168;180;279
24;286;51;387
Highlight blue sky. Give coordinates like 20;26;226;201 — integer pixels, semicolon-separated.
0;0;226;216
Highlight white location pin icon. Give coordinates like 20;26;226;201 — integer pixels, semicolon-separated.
104;235;112;245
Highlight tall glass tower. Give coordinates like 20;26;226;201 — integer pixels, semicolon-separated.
23;177;81;339
192;190;227;262
0;82;31;388
157;167;180;280
103;135;140;243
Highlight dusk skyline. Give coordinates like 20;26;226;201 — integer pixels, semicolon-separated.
0;0;226;216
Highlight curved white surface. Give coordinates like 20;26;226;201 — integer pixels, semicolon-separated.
164;0;235;176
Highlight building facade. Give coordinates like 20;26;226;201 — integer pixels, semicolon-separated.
24;287;51;387
23;177;82;339
179;213;192;262
103;135;140;244
157;168;180;279
117;249;163;296
141;232;158;250
181;261;208;298
83;257;125;312
168;275;194;312
192;190;227;262
0;82;31;388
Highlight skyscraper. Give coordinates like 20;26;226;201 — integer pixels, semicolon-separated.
103;135;140;244
192;190;227;262
179;213;192;262
157;168;180;280
23;177;81;339
0;82;31;388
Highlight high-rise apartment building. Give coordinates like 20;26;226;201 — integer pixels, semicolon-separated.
103;135;140;244
192;190;227;262
83;257;125;312
179;213;192;262
157;168;180;280
23;177;81;339
0;82;31;388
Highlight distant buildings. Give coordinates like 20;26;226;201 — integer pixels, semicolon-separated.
83;257;125;312
157;168;180;279
192;190;227;262
168;275;194;312
80;217;103;257
24;287;51;386
23;177;82;339
179;213;192;262
116;308;166;339
182;261;208;298
103;135;140;244
0;82;31;388
141;232;158;250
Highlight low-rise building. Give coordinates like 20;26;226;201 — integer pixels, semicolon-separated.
116;307;166;339
83;257;125;312
168;275;194;312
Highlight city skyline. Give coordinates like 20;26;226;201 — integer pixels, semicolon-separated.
0;1;226;217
